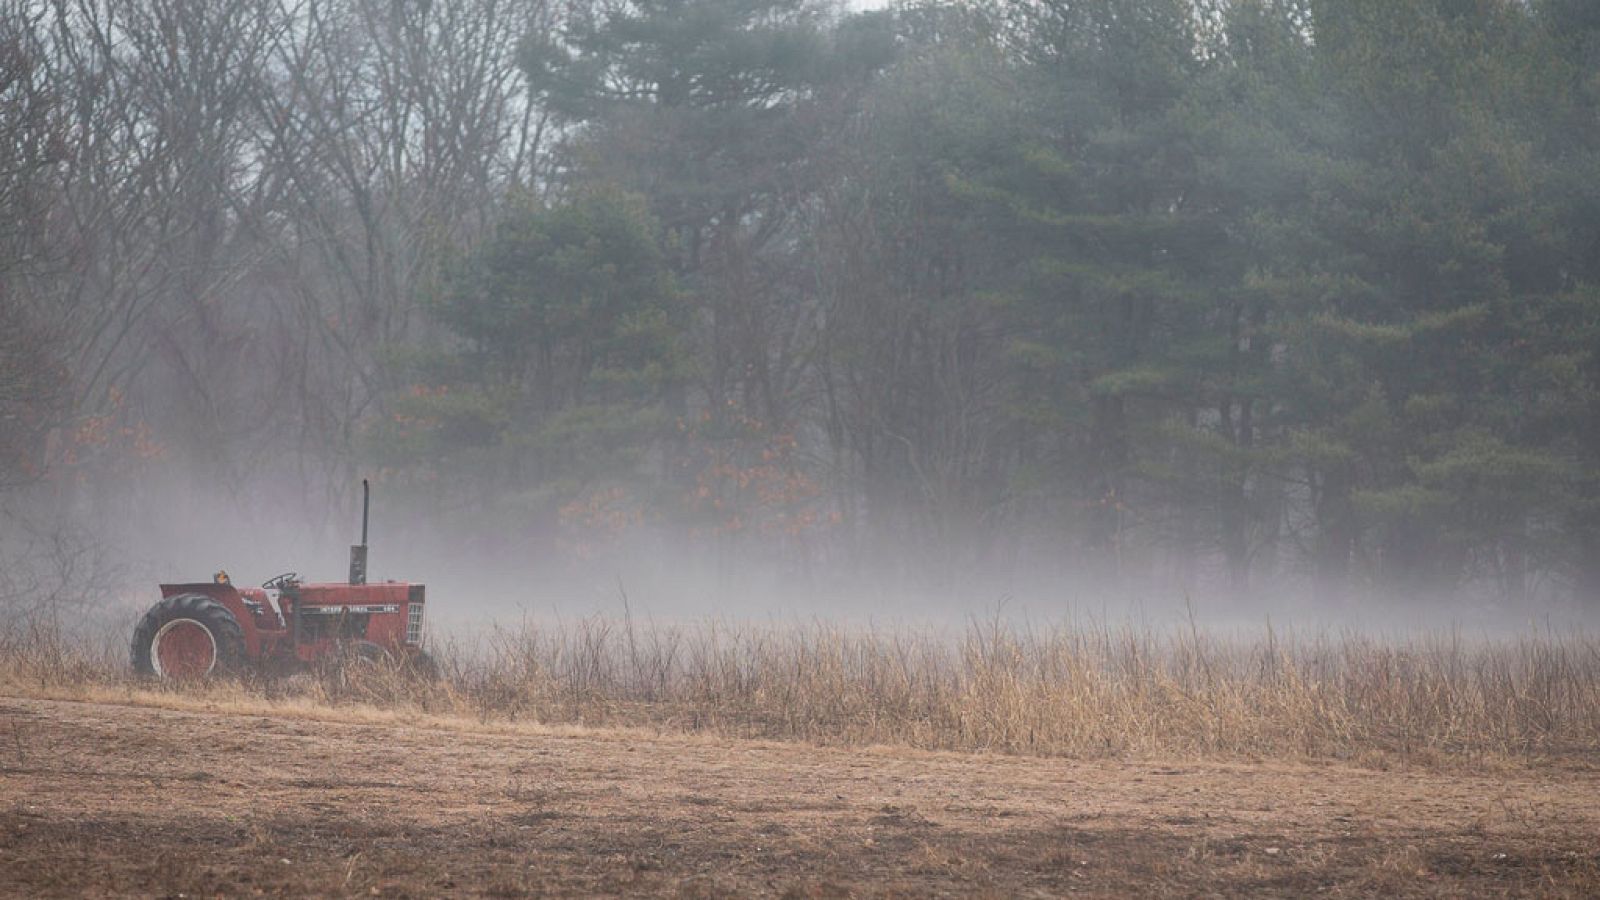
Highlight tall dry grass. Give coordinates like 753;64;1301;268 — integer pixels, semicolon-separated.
4;612;1598;767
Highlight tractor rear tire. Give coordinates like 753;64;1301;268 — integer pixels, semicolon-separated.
131;594;245;680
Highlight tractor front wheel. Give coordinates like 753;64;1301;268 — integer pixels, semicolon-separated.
318;640;395;695
407;650;440;681
322;642;437;691
131;594;245;680
348;643;441;682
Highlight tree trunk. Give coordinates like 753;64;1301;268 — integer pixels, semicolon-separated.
1314;467;1356;606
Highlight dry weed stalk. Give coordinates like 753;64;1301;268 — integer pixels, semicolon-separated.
3;614;1596;767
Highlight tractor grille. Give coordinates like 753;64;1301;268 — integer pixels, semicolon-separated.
406;591;425;645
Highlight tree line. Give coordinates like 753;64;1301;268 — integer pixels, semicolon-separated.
3;0;1598;609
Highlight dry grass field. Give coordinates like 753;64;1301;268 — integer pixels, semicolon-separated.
3;618;1600;896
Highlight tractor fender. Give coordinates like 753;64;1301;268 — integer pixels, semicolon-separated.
158;583;266;657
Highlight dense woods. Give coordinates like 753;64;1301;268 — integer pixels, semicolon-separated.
2;0;1598;611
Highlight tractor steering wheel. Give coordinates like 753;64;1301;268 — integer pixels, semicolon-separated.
262;572;300;590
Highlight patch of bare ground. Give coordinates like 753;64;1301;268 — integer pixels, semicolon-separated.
2;696;1598;897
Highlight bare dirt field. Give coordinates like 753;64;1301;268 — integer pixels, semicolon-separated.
2;695;1597;898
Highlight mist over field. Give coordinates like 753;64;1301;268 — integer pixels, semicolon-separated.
3;0;1600;639
11;8;1600;895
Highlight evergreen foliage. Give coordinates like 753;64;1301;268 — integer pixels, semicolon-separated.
374;0;1600;604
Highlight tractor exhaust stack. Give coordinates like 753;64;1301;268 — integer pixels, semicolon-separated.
349;478;369;585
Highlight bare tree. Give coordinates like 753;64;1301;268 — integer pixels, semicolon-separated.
249;0;551;515
0;2;67;490
0;0;552;531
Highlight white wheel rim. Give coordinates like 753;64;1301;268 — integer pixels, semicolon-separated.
150;617;218;678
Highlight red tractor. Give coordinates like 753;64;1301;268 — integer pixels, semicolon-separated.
131;480;432;680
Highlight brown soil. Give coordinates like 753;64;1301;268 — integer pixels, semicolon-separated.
1;695;1597;898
